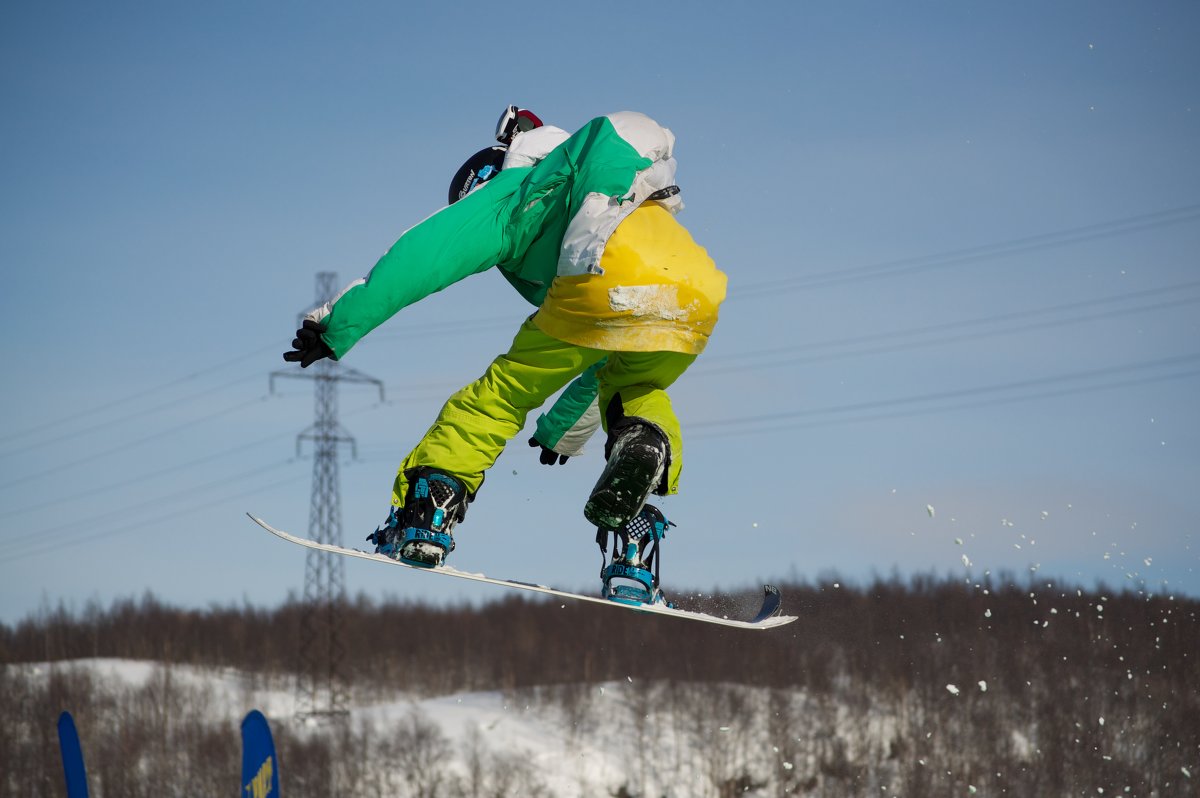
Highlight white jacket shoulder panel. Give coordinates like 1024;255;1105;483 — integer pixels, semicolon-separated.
503;125;570;169
556;112;682;277
606;111;675;161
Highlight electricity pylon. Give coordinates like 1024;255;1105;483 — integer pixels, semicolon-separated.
271;272;384;721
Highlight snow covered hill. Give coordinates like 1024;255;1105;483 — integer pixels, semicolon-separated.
7;658;887;797
5;582;1196;797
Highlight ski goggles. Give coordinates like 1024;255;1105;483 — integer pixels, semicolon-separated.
495;105;544;145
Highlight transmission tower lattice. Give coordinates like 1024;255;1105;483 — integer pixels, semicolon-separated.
271;271;384;721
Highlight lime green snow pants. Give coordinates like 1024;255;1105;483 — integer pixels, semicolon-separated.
392;317;695;506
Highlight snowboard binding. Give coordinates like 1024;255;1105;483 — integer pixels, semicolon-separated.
596;504;675;607
368;468;469;568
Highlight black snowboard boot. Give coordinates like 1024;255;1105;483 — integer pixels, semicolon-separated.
584;421;669;531
369;467;471;567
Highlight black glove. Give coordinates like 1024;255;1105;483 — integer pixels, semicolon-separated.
528;437;569;465
283;319;334;368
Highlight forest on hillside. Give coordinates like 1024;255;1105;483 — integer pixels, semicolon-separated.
2;575;1196;797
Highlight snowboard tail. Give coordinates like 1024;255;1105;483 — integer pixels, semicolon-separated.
247;514;796;631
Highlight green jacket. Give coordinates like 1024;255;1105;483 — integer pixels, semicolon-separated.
314;112;679;359
310;112;680;457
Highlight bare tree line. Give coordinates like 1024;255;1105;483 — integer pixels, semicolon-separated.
1;574;1196;796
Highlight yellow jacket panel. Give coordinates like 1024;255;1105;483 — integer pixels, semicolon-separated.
532;203;726;355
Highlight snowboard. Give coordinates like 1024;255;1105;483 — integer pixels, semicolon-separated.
248;514;797;630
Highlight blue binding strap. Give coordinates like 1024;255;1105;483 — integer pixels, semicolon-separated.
398;527;453;568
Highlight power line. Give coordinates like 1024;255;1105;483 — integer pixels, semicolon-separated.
0;394;275;493
698;287;1200;377
0;459;299;556
0;365;447;473
693;368;1200;441
690;353;1200;437
0;329;476;455
0;469;302;565
0;341;282;447
0;430;295;521
0;385;403;522
0;370;269;460
710;280;1200;362
733;203;1200;298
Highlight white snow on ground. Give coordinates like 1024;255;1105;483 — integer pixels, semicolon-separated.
355;689;626;795
20;659;938;797
8;658;299;720
10;659;690;796
8;657;1072;797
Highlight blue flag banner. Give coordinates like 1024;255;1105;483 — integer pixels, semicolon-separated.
240;710;280;798
56;711;90;798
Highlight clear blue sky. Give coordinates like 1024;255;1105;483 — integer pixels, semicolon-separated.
2;1;1197;623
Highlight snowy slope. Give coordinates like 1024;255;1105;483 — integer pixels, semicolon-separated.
15;658;792;797
12;656;1188;797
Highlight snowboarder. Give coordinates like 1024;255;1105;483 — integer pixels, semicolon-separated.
283;107;726;600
